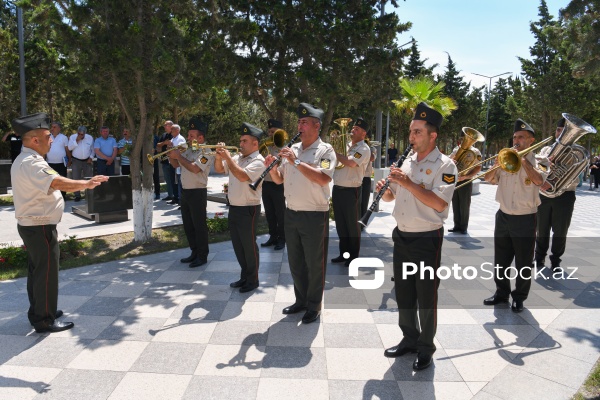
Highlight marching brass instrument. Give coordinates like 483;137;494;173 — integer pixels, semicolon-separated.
259;129;289;157
328;118;353;169
196;144;239;155
455;136;554;189
454;127;485;176
541;113;597;198
146;140;196;165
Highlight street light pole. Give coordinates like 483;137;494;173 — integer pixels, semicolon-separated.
472;72;511;166
16;5;27;115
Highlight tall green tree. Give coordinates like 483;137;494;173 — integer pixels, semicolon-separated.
403;39;436;79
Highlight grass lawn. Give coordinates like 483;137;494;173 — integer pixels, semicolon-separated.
573;358;600;399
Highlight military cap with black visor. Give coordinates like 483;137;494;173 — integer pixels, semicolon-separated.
514;118;535;135
297;103;324;121
12;112;52;136
188;117;208;135
412;102;443;131
268;119;283;129
241;122;264;140
354;117;369;133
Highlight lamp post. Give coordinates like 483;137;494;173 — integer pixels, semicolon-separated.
472;72;511;167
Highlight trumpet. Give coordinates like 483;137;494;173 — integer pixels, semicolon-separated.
196;144;239;155
146;142;192;165
455;136;554;189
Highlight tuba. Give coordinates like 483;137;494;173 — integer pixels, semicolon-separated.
540;113;597;198
454;127;485;176
328;118;352;169
259;129;289;157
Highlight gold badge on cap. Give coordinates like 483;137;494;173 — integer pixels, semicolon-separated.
420;112;427;118
302;109;307;114
521;124;526;129
320;158;331;169
426;169;432;175
201;156;208;164
244;128;248;132
191;124;195;128
524;177;531;185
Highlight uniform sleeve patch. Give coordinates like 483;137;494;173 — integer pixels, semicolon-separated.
200;157;208;164
442;174;456;184
320;158;331;169
354;152;362;159
43;168;58;175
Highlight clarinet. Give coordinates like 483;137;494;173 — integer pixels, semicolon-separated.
358;144;413;227
249;132;302;191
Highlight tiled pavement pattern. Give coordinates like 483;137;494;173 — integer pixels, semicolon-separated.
0;182;599;399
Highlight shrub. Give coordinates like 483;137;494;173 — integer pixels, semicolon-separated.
207;214;229;233
0;245;28;269
59;235;83;258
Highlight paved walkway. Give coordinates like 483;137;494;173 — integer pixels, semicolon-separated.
0;180;599;399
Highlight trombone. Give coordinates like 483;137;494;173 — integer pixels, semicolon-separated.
455;136;554;189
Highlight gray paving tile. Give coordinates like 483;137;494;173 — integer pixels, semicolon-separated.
97;317;167;341
326;348;394;380
0;334;40;364
260;346;327;379
398;381;473;400
182;376;259;400
130;342;206;374
0;292;30;311
0;365;62;400
67;339;149;371
481;366;576;400
256;377;329;400
6;337;91;369
140;282;194;298
96;281;150;297
32;369;125;400
209;320;270;346
323;323;383;348
328;380;404;400
170;299;228;321
56;294;92;314
76;296;135;316
57;280;110;296
196;271;240;286
48;315;116;340
107;371;191;400
0;315;37;336
265;320;324;347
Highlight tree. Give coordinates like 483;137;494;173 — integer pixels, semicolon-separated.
403;39;437;79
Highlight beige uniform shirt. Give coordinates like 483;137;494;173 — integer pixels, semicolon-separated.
223;151;266;206
179;149;212;189
11;147;64;226
538;145;578;193
390;147;457;232
493;151;549;215
333;140;371;187
364;146;376;178
281;138;336;212
263;145;279;183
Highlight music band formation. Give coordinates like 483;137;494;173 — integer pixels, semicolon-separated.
9;102;597;372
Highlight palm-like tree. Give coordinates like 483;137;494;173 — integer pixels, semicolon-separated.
392;77;457;116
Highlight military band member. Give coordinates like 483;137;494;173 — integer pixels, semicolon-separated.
265;103;336;324
535;117;574;272
448;138;482;234
331;117;371;266
379;102;457;371
168;118;212;268
261;119;286;250
11;113;108;333
214;123;266;293
483;119;549;313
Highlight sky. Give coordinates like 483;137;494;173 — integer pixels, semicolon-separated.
391;0;571;90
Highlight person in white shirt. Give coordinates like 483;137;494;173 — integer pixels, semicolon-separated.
68;126;95;201
164;124;186;205
47;121;71;199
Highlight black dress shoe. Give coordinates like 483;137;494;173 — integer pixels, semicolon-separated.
261;237;277;247
274;241;285;251
301;310;320;324
331;255;345;263
167;199;179;205
282;304;307;315
189;258;207;268
35;320;75;333
511;299;524;313
483;294;509;306
162;196;173;201
180;253;197;263
448;227;460;232
230;279;247;288
384;344;417;358
412;353;433;370
239;282;259;293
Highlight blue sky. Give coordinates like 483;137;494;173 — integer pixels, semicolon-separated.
391;0;570;90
